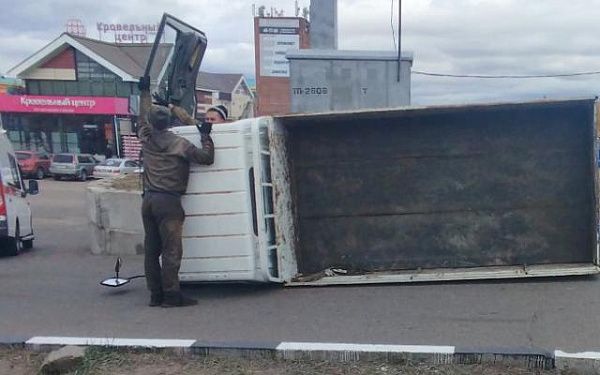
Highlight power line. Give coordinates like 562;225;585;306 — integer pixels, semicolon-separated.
413;70;600;79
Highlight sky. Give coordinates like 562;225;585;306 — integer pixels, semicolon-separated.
1;0;600;105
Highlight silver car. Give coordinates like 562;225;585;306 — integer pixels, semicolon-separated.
50;153;98;181
93;158;142;179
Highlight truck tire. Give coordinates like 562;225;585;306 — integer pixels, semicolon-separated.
22;239;33;250
35;167;44;180
4;224;21;256
79;170;88;181
54;175;61;181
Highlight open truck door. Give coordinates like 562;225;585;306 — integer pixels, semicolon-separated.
143;13;207;117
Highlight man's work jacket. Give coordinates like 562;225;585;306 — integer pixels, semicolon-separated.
138;91;214;195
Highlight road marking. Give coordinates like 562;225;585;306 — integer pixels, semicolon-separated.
26;336;196;348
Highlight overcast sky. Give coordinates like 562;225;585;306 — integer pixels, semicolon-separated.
2;0;600;105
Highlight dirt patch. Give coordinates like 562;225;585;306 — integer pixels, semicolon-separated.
0;347;45;375
0;347;561;375
93;174;142;192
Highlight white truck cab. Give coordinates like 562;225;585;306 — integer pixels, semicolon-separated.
0;118;39;256
172;118;282;283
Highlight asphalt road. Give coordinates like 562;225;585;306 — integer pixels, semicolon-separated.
1;180;599;353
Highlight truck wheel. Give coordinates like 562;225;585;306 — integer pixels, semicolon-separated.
22;239;33;250
54;176;61;181
4;224;21;256
79;170;88;181
35;168;45;180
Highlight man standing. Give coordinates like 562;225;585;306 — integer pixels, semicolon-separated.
138;77;214;307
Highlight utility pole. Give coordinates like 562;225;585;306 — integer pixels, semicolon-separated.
397;0;402;82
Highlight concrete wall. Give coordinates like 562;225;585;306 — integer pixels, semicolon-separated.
87;181;144;256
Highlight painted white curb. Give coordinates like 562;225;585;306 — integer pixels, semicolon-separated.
26;336;196;348
277;342;454;354
555;350;600;373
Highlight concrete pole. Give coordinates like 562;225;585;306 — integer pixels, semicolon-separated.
309;0;338;49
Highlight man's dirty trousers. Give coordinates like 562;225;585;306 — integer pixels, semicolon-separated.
142;191;185;294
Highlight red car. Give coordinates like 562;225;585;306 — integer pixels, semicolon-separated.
16;151;52;179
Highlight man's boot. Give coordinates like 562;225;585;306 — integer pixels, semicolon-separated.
161;291;198;308
149;291;163;307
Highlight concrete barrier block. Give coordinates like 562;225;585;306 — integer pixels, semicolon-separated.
87;182;144;256
108;230;144;256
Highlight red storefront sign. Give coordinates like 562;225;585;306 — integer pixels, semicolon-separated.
0;95;130;115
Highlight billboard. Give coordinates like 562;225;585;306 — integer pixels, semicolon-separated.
258;18;300;77
0;95;130;115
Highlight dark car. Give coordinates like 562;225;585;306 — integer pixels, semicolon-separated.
15;151;52;179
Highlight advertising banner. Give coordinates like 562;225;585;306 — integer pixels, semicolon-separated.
0;95;130;115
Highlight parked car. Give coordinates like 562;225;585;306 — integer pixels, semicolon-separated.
0;130;39;256
15;151;52;180
50;153;97;181
93;158;142;179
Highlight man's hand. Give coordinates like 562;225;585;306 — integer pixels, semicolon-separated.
138;76;151;92
152;92;169;107
196;121;212;135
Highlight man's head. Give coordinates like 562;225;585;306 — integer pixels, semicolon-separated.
147;105;171;130
205;105;228;124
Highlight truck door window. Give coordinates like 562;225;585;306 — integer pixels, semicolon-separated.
7;154;23;191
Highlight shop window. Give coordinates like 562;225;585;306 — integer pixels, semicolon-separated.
51;132;62;153
65;133;80;153
116;81;132;97
65;81;79;96
90;80;104;96
27;81;40;95
78;81;92;96
39;80;53;95
103;72;116;82
103;81;117;96
52;81;67;95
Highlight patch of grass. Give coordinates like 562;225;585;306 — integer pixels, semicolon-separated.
73;347;130;375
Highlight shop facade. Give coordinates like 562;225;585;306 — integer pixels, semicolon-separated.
4;33;141;158
0;94;130;157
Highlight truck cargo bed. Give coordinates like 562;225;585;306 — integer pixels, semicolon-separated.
271;99;600;284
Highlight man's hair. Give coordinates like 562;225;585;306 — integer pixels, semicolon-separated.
147;105;171;130
207;105;228;120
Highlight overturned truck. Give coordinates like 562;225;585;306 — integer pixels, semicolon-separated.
173;98;600;285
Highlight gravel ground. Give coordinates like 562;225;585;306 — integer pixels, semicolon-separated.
0;347;565;375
